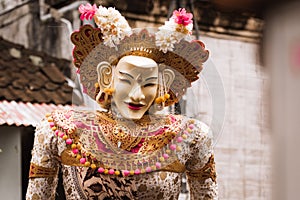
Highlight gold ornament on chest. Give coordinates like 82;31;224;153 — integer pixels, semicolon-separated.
96;111;175;153
48;110;195;176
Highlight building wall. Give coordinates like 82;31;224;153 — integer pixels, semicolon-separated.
188;37;271;200
0;126;22;199
0;1;78;61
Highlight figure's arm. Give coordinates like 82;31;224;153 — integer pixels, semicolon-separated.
26;119;60;200
185;121;218;200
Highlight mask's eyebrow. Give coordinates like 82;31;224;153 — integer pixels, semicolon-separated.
145;77;158;81
119;71;134;79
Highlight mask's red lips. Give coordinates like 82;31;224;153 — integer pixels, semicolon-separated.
125;102;145;110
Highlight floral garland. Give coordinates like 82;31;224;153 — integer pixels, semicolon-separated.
78;3;193;52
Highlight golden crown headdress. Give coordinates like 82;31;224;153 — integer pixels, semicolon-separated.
71;3;209;106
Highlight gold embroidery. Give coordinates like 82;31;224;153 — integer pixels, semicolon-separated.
29;163;58;178
61;149;105;167
61;150;83;166
186;155;217;183
139;131;176;154
160;160;186;173
61;149;185;174
96;111;177;153
52;110;189;175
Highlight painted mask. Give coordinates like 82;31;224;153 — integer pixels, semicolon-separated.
112;55;158;119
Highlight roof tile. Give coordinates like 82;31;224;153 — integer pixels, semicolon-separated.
28;89;51;103
0;86;18;101
41;64;66;84
28;80;44;91
11;88;34;102
45;82;60;91
0;37;73;105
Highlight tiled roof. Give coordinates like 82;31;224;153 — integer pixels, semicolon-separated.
0;37;73;105
0;100;74;126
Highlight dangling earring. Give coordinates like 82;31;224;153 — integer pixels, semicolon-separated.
155;72;170;110
103;88;115;95
95;82;115;109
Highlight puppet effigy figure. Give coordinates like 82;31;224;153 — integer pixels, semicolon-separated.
26;4;218;200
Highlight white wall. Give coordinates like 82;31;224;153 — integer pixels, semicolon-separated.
0;126;22;200
186;36;271;199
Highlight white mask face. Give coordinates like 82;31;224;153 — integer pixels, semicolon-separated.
112;56;158;119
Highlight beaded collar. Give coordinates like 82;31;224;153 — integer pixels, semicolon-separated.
47;109;195;176
95;111;173;152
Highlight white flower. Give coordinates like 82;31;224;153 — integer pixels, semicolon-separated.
155;30;177;53
94;6;131;47
163;20;177;30
155;8;193;52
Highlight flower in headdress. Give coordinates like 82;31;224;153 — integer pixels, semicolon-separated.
155;8;193;53
94;6;131;47
172;8;193;26
78;3;98;20
156;29;178;53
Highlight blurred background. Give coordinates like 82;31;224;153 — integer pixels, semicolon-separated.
0;0;299;199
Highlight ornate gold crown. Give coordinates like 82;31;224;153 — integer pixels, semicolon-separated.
71;4;209;106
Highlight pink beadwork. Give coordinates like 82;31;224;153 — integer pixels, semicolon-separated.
170;144;177;150
80;158;86;164
108;169;115;175
59;132;64;138
55;130;59;136
72;149;79;154
123;170;130;176
177;137;183;143
155;162;161;168
189;124;194;129
146;167;152;173
163;153;169;159
49;122;55;128
134;169;141;175
97;167;105;173
66;138;73;145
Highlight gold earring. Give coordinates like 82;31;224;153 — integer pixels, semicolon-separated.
155;71;170;106
95;83;114;109
155;93;170;104
103;88;115;95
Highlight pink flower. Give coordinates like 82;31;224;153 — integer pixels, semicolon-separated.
172;8;193;26
78;3;97;21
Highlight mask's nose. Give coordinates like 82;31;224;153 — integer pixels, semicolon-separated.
129;85;145;102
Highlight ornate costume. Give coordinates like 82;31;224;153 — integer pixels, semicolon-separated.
26;4;218;200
